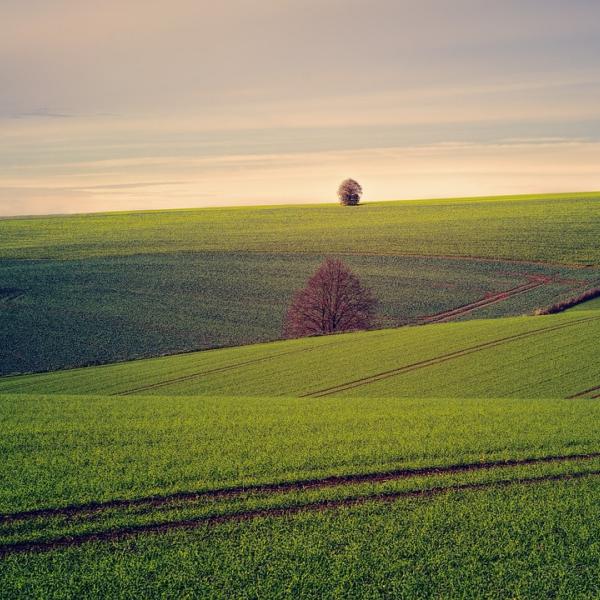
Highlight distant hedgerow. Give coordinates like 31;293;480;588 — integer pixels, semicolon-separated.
534;287;600;315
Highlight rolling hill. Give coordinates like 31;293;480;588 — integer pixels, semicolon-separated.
1;194;599;597
2;309;598;399
1;191;599;376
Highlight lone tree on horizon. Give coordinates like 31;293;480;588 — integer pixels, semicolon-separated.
338;178;362;206
284;258;377;338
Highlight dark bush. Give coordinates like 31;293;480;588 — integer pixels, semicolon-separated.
534;287;600;315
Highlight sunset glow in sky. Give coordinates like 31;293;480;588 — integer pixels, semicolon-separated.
2;0;600;215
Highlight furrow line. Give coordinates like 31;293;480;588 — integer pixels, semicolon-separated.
2;452;599;525
302;314;600;398
115;335;355;396
1;470;598;557
567;385;600;399
420;277;550;324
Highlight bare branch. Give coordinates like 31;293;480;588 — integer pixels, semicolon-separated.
283;258;377;338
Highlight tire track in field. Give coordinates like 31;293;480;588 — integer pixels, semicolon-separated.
567;385;600;399
3;452;599;524
418;276;552;324
301;314;600;398
1;470;598;556
114;334;363;396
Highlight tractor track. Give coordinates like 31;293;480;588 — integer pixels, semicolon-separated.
1;470;598;557
301;314;600;398
567;385;600;399
2;452;599;525
114;333;370;396
418;276;553;324
115;347;316;396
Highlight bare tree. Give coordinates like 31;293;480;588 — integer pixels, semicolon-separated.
284;258;377;338
338;178;363;206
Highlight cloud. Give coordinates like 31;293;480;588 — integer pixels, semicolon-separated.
8;110;74;119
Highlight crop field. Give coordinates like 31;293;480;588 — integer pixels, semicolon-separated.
1;303;599;595
2;309;599;399
2;477;599;598
4;252;593;377
2;192;599;263
1;192;599;376
1;390;600;596
3;393;600;513
1;193;599;597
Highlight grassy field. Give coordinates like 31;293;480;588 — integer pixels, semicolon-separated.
1;305;599;596
1;389;599;596
1;193;599;597
2;310;598;399
2;192;599;263
1;192;599;375
2;477;599;598
5;253;592;376
2;393;600;513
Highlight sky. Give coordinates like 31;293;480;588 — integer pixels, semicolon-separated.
1;0;600;216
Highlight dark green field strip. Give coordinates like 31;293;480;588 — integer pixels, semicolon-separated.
3;451;598;525
4;252;586;378
2;291;599;399
120;273;579;398
301;314;600;398
1;469;598;557
419;275;552;323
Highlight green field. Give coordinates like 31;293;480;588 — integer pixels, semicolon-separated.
5;252;591;377
1;304;599;595
1;388;599;596
2;478;599;598
2;192;599;263
2;310;598;399
1;192;599;375
2;393;600;514
1;193;600;597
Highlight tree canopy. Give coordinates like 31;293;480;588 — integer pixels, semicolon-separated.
284;258;377;338
337;179;363;206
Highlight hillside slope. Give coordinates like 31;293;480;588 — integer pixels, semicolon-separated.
1;192;598;375
2;192;599;264
2;309;598;399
